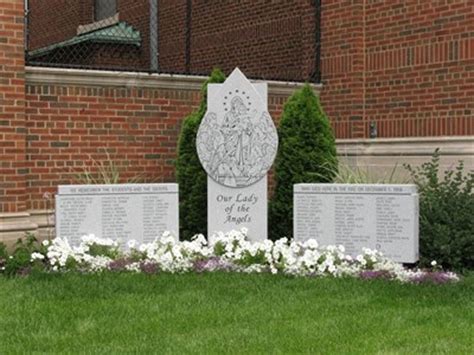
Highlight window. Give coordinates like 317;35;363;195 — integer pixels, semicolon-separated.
95;0;117;21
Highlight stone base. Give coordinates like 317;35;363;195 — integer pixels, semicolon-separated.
208;176;268;242
0;210;54;250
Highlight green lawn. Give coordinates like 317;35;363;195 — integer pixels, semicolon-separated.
1;272;473;354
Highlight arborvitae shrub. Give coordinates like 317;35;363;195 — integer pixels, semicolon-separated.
269;84;338;240
176;69;226;240
405;150;474;272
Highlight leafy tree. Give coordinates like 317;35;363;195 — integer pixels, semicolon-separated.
269;84;338;240
176;69;226;240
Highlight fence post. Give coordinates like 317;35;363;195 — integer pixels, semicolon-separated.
314;0;322;83
185;0;192;74
149;0;159;72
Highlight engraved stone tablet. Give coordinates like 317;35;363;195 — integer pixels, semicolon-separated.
55;183;179;246
197;68;278;188
208;176;267;242
197;68;278;240
294;184;419;263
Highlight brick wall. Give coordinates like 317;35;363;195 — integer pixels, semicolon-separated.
28;0;89;50
364;0;473;138
186;0;316;81
321;0;474;138
319;0;365;139
0;0;26;213
26;1;474;138
25;83;195;210
158;0;187;73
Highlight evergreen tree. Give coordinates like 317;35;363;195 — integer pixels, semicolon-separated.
176;69;226;240
269;84;338;240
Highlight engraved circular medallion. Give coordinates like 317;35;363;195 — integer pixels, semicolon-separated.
197;96;278;188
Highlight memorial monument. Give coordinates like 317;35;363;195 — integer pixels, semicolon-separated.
294;183;419;263
196;68;278;241
56;183;179;246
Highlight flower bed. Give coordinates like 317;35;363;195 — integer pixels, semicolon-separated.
23;229;459;284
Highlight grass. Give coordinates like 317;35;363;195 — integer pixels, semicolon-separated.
1;272;473;354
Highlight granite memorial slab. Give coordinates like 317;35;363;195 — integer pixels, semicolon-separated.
197;68;278;241
55;183;179;246
294;183;419;263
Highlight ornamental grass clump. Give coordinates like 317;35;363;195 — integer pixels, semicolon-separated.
74;152;147;184
319;161;411;184
10;229;458;285
176;69;226;240
269;84;337;240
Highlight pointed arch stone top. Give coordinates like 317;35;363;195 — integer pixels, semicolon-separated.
197;68;278;188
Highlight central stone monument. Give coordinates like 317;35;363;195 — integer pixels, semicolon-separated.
197;68;278;241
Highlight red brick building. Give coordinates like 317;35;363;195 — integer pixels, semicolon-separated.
27;0;318;82
1;0;473;243
26;0;474;138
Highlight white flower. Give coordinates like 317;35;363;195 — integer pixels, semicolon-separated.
305;239;318;249
125;262;141;272
32;230;458;285
127;239;138;249
139;243;149;253
31;252;45;261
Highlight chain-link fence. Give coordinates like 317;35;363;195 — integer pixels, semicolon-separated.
25;0;321;83
26;0;153;72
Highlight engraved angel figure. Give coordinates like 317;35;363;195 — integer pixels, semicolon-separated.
197;113;224;174
222;96;254;179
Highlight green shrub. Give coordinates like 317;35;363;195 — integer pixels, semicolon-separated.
405;149;474;272
269;84;338;240
0;242;7;272
2;233;45;277
88;243;120;260
176;69;226;240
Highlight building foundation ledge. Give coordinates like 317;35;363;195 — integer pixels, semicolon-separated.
0;211;52;250
0;212;38;249
336;136;473;180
